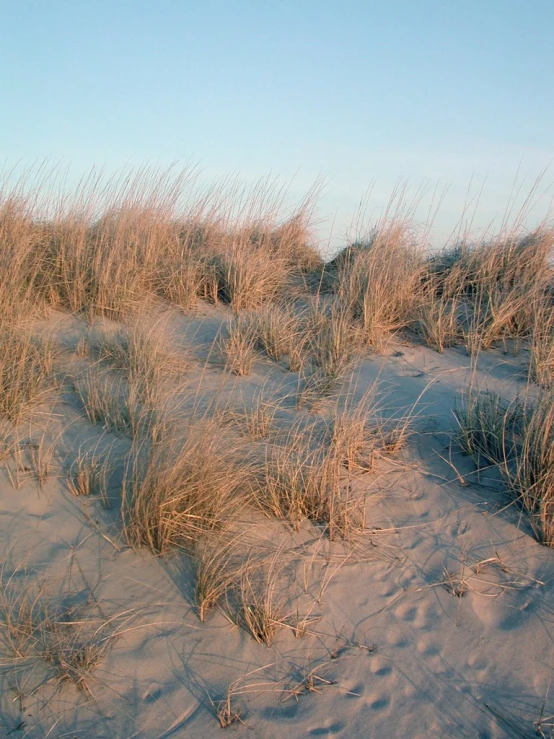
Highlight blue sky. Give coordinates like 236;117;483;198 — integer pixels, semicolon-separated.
2;0;553;248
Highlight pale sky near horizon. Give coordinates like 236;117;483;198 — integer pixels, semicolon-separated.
2;0;553;250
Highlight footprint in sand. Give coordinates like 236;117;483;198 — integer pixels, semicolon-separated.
368;695;390;710
142;683;161;702
468;590;528;630
309;719;346;735
416;637;441;657
394;603;418;622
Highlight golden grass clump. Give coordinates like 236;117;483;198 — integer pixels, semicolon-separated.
67;445;113;508
412;283;461;353
504;390;554;547
309;302;360;378
194;534;243;622
455;387;554;547
249;302;309;371
332;224;425;351
76;368;137;435
430;230;554;354
0;323;53;426
1;166;321;320
0;559;131;697
85;317;186;402
221;387;281;441
454;389;521;468
529;300;554;388
0;192;50;317
237;554;287;646
122;415;252;554
219;314;257;376
296;302;361;407
75;316;187;438
327;384;412;472
211;246;291;311
258;422;365;540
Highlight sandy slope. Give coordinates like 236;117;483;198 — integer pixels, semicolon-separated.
1;306;553;739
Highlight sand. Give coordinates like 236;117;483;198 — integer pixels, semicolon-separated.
1;304;553;739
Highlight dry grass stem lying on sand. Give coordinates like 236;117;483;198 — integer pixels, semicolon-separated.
284;662;337;701
206;664;280;728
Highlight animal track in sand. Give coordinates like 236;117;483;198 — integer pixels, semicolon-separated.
142;684;162;702
308;719;346;735
468;590;524;630
466;654;487;671
394;601;434;631
415;637;441;657
386;633;410;648
267;702;300;720
367;695;391;711
369;657;392;677
394;603;417;622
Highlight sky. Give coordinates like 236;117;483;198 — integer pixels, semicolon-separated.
2;0;554;250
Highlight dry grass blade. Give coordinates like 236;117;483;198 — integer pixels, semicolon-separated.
284;665;337;701
206;662;279;728
208;690;245;728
